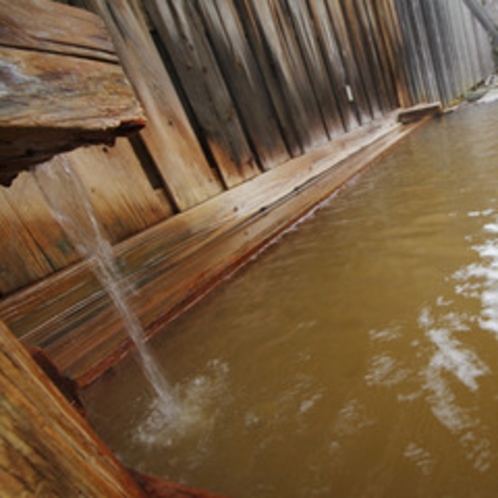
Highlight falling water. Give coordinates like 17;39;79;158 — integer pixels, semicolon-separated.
34;157;181;423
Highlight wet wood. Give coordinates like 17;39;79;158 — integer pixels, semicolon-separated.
0;0;495;384
30;346;85;417
129;469;228;498
64;140;173;244
397;102;442;124
0;113;434;383
0;320;145;497
0;0;146;186
0;172;79;296
0;188;58;295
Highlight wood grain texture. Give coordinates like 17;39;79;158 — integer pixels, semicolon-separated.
0;0;145;185
238;0;328;155
0;171;79;296
146;0;261;188
86;0;223;210
0;0;117;61
195;0;290;171
64;140;173;244
0;112;438;383
0;320;145;497
306;0;359;132
325;0;372;125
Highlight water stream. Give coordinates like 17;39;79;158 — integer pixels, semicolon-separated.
34;159;181;423
83;99;498;497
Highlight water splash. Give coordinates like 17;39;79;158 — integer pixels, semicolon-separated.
34;157;181;423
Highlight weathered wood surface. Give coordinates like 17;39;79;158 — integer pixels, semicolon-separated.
193;0;291;171
325;0;372;125
64;140;173;244
397;102;442;124
0;0;117;61
0;112;438;383
0;172;78;296
284;0;344;139
146;0;260;188
0;320;145;497
240;0;329;155
306;0;358;131
84;0;223;211
0;0;146;185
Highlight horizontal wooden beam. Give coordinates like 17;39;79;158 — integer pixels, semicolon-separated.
0;111;437;385
0;0;145;186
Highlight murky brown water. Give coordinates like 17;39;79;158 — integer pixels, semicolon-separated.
83;100;498;498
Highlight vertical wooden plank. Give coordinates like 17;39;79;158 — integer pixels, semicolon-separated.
0;186;60;296
441;0;466;99
2;172;80;275
307;0;359;131
392;0;427;104
146;0;261;188
337;0;382;119
455;0;476;90
435;0;459;101
85;0;223;210
471;12;494;80
354;0;393;113
239;0;328;154
233;0;300;156
465;4;485;83
284;0;344;138
420;0;453;104
410;0;440;102
195;0;290;171
360;0;399;109
325;0;372;123
65;140;173;244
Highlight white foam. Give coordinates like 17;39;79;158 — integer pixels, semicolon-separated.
427;328;489;391
404;442;434;475
477;89;498;105
484;223;498;234
134;360;230;447
365;354;410;387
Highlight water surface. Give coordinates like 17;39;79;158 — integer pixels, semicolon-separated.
83;101;498;497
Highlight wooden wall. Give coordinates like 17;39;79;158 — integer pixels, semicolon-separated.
0;0;494;379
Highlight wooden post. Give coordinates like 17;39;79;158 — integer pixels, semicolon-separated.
0;320;145;497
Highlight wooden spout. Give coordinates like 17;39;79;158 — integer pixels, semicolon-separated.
0;0;146;186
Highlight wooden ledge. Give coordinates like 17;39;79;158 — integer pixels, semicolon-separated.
0;112;435;385
397;102;442;124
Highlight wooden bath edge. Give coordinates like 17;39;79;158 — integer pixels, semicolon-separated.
0;106;440;387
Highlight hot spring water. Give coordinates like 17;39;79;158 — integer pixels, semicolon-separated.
81;99;498;497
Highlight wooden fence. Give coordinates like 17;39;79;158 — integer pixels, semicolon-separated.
0;0;494;380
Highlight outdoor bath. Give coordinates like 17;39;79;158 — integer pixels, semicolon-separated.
1;1;498;496
82;98;498;497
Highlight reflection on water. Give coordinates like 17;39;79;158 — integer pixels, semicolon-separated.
83;101;498;497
